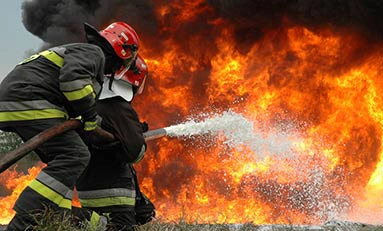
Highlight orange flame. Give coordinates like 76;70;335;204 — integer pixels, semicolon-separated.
0;166;41;224
133;2;383;224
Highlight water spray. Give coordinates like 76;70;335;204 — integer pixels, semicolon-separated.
0;110;299;174
149;110;299;157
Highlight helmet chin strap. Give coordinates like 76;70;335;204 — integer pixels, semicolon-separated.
108;72;115;91
108;61;123;90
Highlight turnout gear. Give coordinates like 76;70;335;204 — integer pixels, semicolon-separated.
0;20;121;229
6;121;91;231
0;44;104;130
132;167;155;225
77;97;151;230
76;64;154;230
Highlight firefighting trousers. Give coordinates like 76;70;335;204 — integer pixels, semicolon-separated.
76;153;139;231
6;120;91;231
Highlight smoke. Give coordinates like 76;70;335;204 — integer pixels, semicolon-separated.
21;0;383;49
21;0;157;47
208;0;383;40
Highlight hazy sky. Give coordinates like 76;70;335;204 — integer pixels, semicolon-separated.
0;0;42;81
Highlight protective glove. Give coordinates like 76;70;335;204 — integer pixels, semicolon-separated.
141;121;149;133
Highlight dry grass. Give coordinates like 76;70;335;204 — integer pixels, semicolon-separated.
2;208;383;231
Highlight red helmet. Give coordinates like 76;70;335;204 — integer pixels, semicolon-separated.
100;22;140;62
115;55;148;95
99;55;148;102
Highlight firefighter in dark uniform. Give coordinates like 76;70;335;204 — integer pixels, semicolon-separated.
0;21;141;230
76;54;155;231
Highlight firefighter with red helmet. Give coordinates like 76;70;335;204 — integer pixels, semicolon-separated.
75;54;155;230
0;21;140;230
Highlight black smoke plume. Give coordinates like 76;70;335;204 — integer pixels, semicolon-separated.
22;0;383;50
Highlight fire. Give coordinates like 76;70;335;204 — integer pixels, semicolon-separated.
0;166;41;224
2;1;383;226
0;164;81;224
133;2;383;224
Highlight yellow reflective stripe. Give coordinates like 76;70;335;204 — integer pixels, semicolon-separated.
39;50;64;68
80;197;136;207
90;211;101;229
28;180;72;209
0;109;68;122
84;121;97;131
18;54;40;65
63;84;94;101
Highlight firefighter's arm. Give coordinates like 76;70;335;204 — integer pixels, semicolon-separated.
99;99;147;163
58;45;105;131
85;123;145;163
112;118;146;163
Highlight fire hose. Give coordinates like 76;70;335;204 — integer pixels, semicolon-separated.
0;119;167;174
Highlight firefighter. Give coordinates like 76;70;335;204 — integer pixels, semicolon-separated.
0;21;140;230
75;54;155;231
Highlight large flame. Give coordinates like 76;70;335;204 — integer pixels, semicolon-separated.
1;1;383;225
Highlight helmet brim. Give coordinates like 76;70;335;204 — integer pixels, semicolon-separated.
84;23;114;52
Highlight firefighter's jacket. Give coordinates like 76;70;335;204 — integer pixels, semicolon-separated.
77;96;146;211
0;43;105;130
86;96;146;164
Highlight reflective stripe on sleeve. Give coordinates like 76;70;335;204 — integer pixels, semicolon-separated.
0;109;67;122
60;78;93;92
63;84;95;101
0;100;66;111
84;120;97;131
0;100;68;122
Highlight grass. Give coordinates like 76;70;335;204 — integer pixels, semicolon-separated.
135;220;383;231
29;208;98;231
135;220;259;231
4;208;383;231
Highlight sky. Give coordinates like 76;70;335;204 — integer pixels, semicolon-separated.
0;0;42;81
